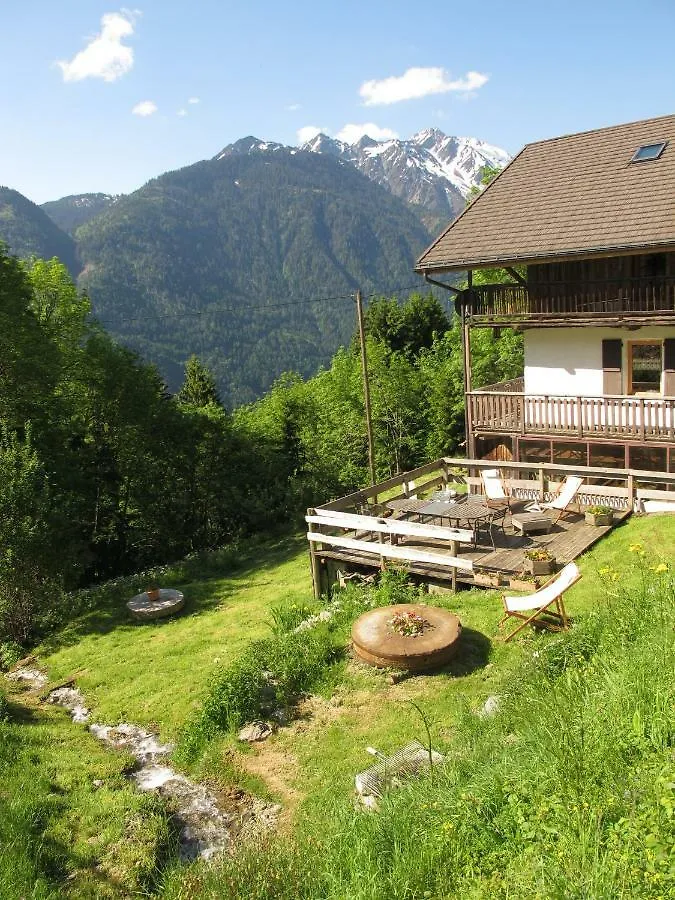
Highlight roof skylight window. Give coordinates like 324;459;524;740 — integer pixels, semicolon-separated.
631;141;667;162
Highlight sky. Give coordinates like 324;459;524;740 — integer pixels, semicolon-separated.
1;0;674;204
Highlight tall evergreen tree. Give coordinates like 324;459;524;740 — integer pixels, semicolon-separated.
178;355;221;407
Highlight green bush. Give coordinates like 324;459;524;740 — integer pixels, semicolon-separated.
177;570;425;763
0;641;23;671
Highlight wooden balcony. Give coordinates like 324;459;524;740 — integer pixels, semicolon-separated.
470;384;675;442
465;276;675;326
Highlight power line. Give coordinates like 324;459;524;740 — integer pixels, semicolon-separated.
110;280;434;325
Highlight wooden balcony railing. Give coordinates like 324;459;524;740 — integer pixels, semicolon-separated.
466;277;675;324
469;390;675;442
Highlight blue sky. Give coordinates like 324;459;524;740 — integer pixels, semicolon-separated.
2;0;673;203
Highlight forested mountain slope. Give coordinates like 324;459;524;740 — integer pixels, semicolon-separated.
41;192;117;236
76;144;432;405
0;187;79;276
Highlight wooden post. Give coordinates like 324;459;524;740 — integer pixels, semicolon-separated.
461;275;476;460
307;508;322;599
627;473;635;511
451;540;458;592
356;289;377;486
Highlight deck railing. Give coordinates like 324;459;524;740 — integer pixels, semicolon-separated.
466;276;675;323
470;389;675;441
306;456;675;596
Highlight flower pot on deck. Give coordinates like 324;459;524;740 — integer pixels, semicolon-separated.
473;572;502;588
524;557;555;577
507;577;538;592
585;511;613;527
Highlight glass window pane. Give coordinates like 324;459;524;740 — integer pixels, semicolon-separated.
553;442;586;466
589;444;625;469
519;440;550;464
631;142;667;162
630;446;667;472
629;342;662;394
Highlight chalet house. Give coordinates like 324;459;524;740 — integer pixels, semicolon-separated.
415;114;675;473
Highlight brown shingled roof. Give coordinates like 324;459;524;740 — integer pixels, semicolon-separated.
416;114;675;273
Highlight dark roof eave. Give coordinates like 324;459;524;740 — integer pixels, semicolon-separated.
415;239;675;274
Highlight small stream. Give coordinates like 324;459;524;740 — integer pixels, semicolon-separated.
9;675;279;863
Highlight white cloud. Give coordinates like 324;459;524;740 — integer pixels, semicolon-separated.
188;97;200;104
335;123;399;143
359;67;488;106
57;11;138;83
286;103;301;112
297;125;328;144
132;100;157;117
177;108;187;117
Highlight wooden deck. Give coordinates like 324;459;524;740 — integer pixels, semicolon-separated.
306;455;675;597
312;500;630;591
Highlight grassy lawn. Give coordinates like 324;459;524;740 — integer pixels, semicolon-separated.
39;535;312;738
219;514;675;830
6;514;674;897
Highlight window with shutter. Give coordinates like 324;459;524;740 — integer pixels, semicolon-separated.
602;339;622;394
664;338;675;396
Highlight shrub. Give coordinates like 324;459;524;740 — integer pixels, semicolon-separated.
0;641;22;671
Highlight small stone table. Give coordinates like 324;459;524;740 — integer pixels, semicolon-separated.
511;511;553;535
127;589;185;621
351;603;462;672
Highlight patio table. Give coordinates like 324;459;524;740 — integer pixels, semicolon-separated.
387;495;496;549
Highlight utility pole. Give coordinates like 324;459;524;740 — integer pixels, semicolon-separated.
355;289;377;486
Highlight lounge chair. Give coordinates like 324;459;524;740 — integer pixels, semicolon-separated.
481;468;511;506
528;475;583;523
498;562;581;641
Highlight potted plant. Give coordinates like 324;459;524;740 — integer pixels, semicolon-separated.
473;571;503;588
585;504;614;526
507;571;540;592
523;547;555;576
145;582;161;602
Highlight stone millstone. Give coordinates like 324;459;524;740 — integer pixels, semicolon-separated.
351;603;462;672
127;588;185;621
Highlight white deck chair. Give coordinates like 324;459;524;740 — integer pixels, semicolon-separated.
499;562;581;641
528;475;583;523
480;468;511;529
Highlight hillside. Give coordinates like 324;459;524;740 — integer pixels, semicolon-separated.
0;186;79;276
41;192;118;235
3;517;673;897
302;128;509;229
76;144;433;405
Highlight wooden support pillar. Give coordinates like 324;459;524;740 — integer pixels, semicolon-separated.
451;541;458;592
356;289;377;486
307;508;323;599
461;272;476;460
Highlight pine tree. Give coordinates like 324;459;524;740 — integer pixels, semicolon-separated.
177;355;221;407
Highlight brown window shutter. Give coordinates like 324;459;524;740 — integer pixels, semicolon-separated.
664;338;675;395
602;339;622;394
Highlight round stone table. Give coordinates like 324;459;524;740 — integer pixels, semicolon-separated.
127;588;185;621
351;603;462;672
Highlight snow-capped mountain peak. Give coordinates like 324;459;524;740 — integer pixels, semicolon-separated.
300;128;510;220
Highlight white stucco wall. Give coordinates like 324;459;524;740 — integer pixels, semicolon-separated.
523;326;675;397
